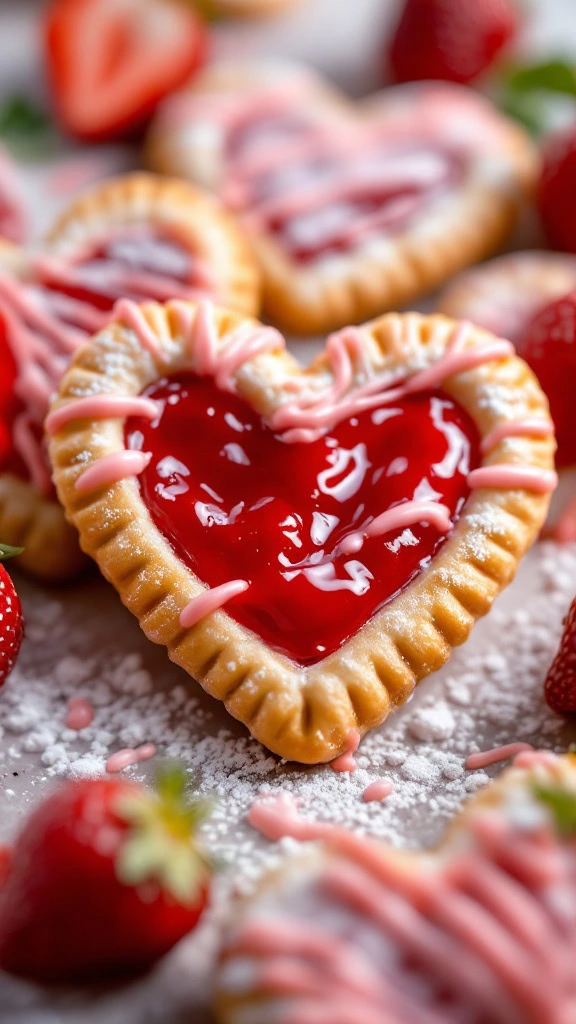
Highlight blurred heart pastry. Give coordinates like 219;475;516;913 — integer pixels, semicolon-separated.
148;60;537;334
0;173;259;580
216;749;576;1024
436;250;576;347
49;301;555;761
0;145;26;245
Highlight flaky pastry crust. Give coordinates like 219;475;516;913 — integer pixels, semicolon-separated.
49;302;554;762
148;62;538;335
0;173;260;581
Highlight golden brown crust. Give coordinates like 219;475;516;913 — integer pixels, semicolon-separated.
0;173;261;582
210;0;298;15
46;172;261;317
148;64;538;335
48;302;555;762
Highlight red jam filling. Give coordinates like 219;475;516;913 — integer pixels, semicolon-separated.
126;374;480;665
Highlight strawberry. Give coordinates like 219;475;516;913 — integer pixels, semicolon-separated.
0;543;23;688
519;291;576;468
539;125;576;254
545;596;576;715
0;768;212;982
44;0;208;141
387;0;520;86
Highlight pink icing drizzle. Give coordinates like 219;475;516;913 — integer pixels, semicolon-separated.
249;793;336;843
80;309;557;519
179;579;249;629
362;780;394;803
0;229;212;492
105;743;157;774
331;729;361;773
75;450;152;493
65;697;95;731
270;322;514;443
480;418;555;455
46;395;161;435
164;78;468;261
465;742;534;771
240;751;576;1024
468;466;558;494
337;500;452;558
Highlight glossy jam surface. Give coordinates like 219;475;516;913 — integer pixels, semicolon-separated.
127;374;479;664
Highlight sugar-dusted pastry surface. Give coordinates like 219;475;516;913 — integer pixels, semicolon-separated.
0;541;574;1022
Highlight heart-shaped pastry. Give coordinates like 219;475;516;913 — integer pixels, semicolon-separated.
437;250;576;348
216;750;576;1024
0;172;260;580
48;300;555;762
148;60;537;334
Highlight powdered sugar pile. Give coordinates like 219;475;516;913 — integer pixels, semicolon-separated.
0;541;575;1022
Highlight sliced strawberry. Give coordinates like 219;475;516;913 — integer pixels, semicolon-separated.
387;0;520;86
0;768;211;982
539;125;576;254
545;596;576;715
44;0;209;141
0;551;23;688
520;291;576;468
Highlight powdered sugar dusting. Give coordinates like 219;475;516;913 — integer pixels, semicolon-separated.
0;542;574;1018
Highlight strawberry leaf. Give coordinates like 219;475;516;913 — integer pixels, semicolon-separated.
495;59;576;136
0;543;24;559
504;60;576;96
114;764;214;904
533;782;576;836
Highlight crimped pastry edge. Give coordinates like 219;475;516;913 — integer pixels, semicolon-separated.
49;304;555;762
147;65;538;334
0;172;261;582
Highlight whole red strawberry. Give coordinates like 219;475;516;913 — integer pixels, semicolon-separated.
519;291;576;468
387;0;520;85
539;126;576;253
0;768;211;983
0;544;23;687
545;596;576;715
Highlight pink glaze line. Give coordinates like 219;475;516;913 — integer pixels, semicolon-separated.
248;793;335;843
480;419;555;455
46;395;162;435
75;450;152;493
465;742;534;771
179;579;249;629
106;743;157;774
362;780;394;803
65;697;95;731
338;501;452;557
331;730;361;773
272;324;514;444
114;299;166;362
468;465;558;494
